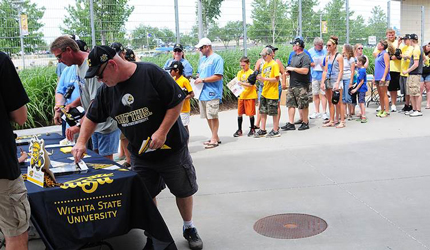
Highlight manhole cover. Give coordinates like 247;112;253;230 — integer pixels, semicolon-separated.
253;213;328;239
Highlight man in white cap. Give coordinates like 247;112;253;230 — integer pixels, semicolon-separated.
194;38;224;149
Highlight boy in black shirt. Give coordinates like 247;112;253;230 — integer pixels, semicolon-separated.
71;46;203;250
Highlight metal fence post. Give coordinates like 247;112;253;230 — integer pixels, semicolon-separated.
320;13;322;38
18;8;25;69
298;0;302;37
346;0;349;44
174;0;180;44
242;0;247;56
89;0;96;48
198;0;203;40
421;6;425;46
387;0;391;28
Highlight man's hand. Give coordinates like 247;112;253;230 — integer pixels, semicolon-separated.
351;88;357;94
149;130;167;149
320;83;326;91
334;82;339;91
256;75;264;81
286;66;294;72
194;78;204;84
402;71;408;75
54;111;62;125
281;83;287;90
71;142;87;163
66;126;80;141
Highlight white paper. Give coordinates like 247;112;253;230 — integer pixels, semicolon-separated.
190;79;204;100
313;56;324;71
227;77;244;97
101;165;121;170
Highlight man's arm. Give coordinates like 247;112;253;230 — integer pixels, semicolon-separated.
71;116;98;163
9;105;27;126
286;66;309;75
195;74;222;84
150;100;184;149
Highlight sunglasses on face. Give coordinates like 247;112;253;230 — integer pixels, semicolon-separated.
326;44;332;47
199;46;205;51
358;47;364;50
56;49;66;60
174;49;182;53
96;62;108;79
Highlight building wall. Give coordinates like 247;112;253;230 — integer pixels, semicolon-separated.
400;0;430;44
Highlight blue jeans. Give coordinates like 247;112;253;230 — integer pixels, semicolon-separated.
91;129;120;156
342;79;352;104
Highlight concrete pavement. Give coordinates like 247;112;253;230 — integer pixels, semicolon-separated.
24;103;430;250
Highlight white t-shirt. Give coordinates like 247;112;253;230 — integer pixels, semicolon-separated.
342;57;355;80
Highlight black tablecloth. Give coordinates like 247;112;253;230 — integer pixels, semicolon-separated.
19;133;177;250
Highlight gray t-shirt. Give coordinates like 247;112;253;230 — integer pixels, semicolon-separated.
77;59;118;134
288;51;311;88
409;45;424;75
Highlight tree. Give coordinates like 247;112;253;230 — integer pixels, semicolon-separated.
62;0;134;46
287;0;320;43
0;0;45;55
349;15;368;45
195;0;224;36
248;0;289;44
131;25;175;49
224;21;246;47
321;0;353;44
366;6;388;42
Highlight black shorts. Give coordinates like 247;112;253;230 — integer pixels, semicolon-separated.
131;146;198;198
388;72;400;91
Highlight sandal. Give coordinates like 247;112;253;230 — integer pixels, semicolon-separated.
204;142;219;149
336;122;346;128
323;121;335;127
203;140;221;145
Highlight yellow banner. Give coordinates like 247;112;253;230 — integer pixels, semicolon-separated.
20;14;28;36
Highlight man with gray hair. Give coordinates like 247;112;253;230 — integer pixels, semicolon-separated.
50;36;120;160
308;37;328;120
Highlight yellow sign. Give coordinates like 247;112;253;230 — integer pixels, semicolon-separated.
60;173;114;193
321;21;328;34
20;14;28;36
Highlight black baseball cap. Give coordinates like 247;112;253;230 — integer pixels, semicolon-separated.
85;45;116;78
75;40;88;52
110;42;126;54
402;34;411;40
125;48;136;62
290;37;305;48
410;34;419;41
173;43;183;51
166;61;184;71
265;45;278;51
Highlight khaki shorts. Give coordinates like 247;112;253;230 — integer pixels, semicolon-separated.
0;176;31;237
375;80;390;87
407;75;421;97
199;99;220;119
286;86;309;109
312;80;325;95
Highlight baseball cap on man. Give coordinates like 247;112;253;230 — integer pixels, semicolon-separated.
125;48;136;62
402;34;411;40
265;45;278;51
290;36;305;48
166;61;184;71
410;34;419;41
85;45;116;78
110;42;126;54
195;38;212;48
173;43;183;51
75;40;88;52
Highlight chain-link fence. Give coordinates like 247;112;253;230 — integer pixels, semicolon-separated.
1;0;428;69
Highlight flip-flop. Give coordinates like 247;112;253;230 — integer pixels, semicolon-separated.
336;122;346;128
323;122;335;127
426;107;430;109
204;143;219;149
203;140;221;145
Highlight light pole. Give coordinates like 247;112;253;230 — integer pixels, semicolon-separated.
12;0;25;69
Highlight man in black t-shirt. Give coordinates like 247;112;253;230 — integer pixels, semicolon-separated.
285;37;312;131
0;51;31;250
71;46;203;250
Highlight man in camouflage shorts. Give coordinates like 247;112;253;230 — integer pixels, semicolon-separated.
284;37;312;131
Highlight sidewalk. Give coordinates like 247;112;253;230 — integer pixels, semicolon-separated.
28;103;430;250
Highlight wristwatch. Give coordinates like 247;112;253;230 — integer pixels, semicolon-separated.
202;78;206;83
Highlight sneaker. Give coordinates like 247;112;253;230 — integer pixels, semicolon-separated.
254;129;267;138
322;113;329;120
406;105;413;111
400;105;407;113
294;119;303;125
183;227;203;250
376;110;383;117
347;115;353;121
405;110;412;115
143;237;154;250
309;112;320;119
298;122;309;131
361;117;368;123
247;128;255;137
410;110;423;117
391;105;397;112
266;129;281;138
233;129;242;137
379;111;388;118
376;105;381;111
281;122;296;131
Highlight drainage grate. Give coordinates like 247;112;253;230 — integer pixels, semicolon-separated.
253;213;328;239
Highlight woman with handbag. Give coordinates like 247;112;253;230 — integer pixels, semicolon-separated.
374;40;391;118
420;42;430;109
320;36;345;128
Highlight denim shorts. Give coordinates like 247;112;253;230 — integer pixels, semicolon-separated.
342;79;352;104
358;92;366;104
421;74;430;82
91;129;121;156
257;83;263;102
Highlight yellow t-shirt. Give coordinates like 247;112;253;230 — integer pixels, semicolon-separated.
400;44;413;77
261;60;280;100
175;75;193;113
373;42;401;72
237;69;257;100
